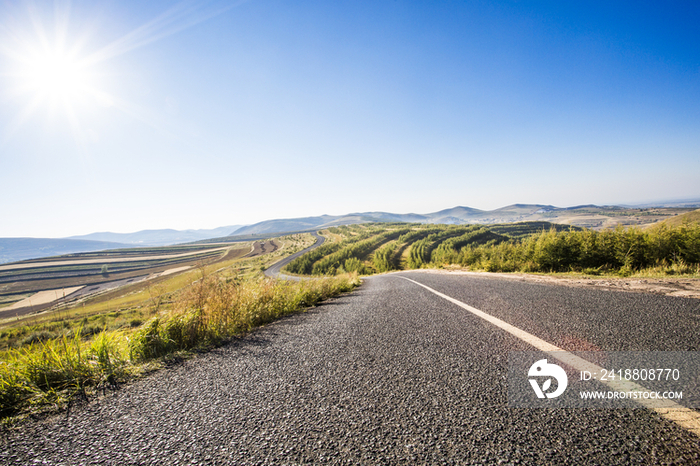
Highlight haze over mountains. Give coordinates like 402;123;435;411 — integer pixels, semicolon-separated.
0;226;242;264
2;202;699;264
67;226;243;246
0;238;130;265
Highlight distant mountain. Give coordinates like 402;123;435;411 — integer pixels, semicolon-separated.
427;206;485;222
230;217;340;236
67;226;243;246
0;238;129;264
230;212;436;236
230;204;555;235
225;202;700;237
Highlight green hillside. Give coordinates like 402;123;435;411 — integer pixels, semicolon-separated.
284;221;700;277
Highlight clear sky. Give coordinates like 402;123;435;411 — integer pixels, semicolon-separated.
1;0;699;238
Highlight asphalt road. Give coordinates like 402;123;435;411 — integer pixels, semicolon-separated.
264;232;325;280
3;271;700;464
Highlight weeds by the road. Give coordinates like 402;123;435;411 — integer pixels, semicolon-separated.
130;272;359;359
0;272;360;420
0;328;130;419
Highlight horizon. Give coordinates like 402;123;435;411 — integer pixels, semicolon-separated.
4;197;700;239
2;1;699;238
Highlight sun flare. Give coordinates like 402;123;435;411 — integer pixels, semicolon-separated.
2;0;232;144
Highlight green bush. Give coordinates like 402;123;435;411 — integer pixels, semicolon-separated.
450;224;700;274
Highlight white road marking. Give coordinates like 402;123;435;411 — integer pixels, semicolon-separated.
398;276;700;437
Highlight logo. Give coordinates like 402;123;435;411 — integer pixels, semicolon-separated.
528;359;568;399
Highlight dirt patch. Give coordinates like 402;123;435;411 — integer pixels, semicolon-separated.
414;268;700;299
220;246;252;261
5;286;85;311
156;266;192;277
244;242;262;257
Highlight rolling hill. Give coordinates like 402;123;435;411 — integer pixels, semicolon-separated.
230;203;700;236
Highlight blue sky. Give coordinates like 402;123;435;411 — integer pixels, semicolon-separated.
1;0;699;237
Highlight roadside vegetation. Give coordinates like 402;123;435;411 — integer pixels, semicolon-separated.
0;233;360;421
450;224;700;275
284;222;700;278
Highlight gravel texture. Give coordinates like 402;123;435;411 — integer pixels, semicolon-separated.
3;272;700;464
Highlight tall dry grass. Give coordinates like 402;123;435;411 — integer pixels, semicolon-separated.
130;273;359;359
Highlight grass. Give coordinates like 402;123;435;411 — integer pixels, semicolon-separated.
129;271;360;359
647;208;700;229
0;327;131;419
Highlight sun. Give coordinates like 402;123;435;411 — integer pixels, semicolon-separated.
2;40;104;145
1;5;108;143
19;47;94;107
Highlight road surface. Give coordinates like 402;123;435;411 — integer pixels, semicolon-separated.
3;271;700;464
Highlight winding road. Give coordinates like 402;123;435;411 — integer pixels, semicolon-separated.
264;232;325;280
3;271;700;464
